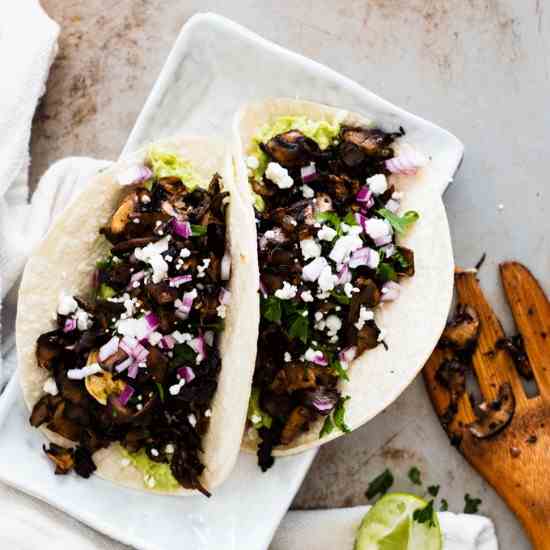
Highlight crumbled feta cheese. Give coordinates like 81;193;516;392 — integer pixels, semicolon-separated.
216;304;226;318
204;409;212;418
197;258;211;278
302;257;329;282
364;218;391;240
246;155;260;169
148;331;163;346
314;319;326;330
304;348;323;363
325;314;342;337
151;448;159;457
355;306;374;330
67;363;102;380
329;235;363;264
284;352;292;362
134;236;171;283
136;403;143;411
75;308;92;331
344;282;360;298
318;265;338;292
314;311;324;321
43;377;58;396
367;174;388;195
117;316;150;340
169;379;186;396
329;335;338;343
250;414;262;425
317;225;337;241
301;290;314;302
300;238;321;260
274;281;298;300
188;414;197;427
165;444;175;454
172;330;192;344
57;292;78;315
265;162;294;189
180;248;191;258
301;184;314;198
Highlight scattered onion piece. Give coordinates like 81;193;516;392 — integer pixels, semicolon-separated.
300;162;317;183
118;384;135;406
99;336;120;362
178;366;196;383
63;318;77;333
172;219;192;238
117;165;153;186
381;281;401;302
385;145;428;175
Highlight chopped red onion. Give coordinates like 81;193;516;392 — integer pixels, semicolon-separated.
349;247;380;269
127;364;139;379
336;264;351;285
312;394;337;413
374;234;393;247
145;312;159;331
219;288;231;305
339;346;357;364
385;198;400;213
118;165;153;186
119;335;138;356
189;335;206;363
385;145;428;175
172;219;192;238
356;185;373;203
115;356;133;373
221;252;231;281
381;281;401;302
310;351;328;367
301;162;317;183
128;270;145;287
118;384;135;406
133;343;149;361
178;366;196;383
355;212;367;230
99;336;120;362
160;335;176;350
175;290;196;316
63;318;77;333
161;201;178;218
169;275;192;288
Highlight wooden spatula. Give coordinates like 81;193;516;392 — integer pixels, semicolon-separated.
423;262;550;548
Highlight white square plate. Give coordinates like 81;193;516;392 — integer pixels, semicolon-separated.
0;13;463;550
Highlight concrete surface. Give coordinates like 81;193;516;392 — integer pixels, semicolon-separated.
20;0;550;548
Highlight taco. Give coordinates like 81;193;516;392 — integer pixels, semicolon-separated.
232;98;454;470
16;136;259;494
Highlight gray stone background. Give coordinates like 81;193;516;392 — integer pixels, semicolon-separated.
21;1;550;548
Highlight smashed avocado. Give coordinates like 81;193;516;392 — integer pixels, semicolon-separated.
124;448;180;491
148;146;205;191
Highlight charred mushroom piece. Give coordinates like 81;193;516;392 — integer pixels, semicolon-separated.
36;331;62;370
301;387;339;416
314;193;333;214
85;370;126;405
468;383;515;439
99;348;129;372
30;394;62;427
111;236;158;255
107;391;157;425
271;364;317;394
43;444;74;475
262;130;320;168
394;246;415;277
496;335;533;379
148;282;178;305
440;305;480;352
435;359;467;404
280;406;312;445
340;127;395;159
73;447;97;478
47;400;83;441
356;323;381;355
170;446;209;497
109;192;137;236
147;347;169;384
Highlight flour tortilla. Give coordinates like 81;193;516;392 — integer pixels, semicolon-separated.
232;98;454;456
17;136;259;494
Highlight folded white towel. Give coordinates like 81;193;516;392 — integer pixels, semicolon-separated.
270;506;498;550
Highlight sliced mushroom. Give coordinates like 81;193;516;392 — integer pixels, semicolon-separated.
262;130;319;168
270;364;317;394
356;323;380;355
36;331;62;370
47;400;82;441
30;394;62;427
496;335;532;379
280;406;311;445
147;347;169;384
107;392;157;425
43;444;74;475
314;193;333;214
73;447;97;478
435;358;466;404
340;127;395;160
148;282;177;305
440;304;480;351
109;192;137;236
468;383;515;439
394;246;415;277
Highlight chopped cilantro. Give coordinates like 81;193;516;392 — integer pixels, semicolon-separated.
343;212;358;226
440;499;449;511
427;484;440;497
95;257;113;270
408;466;422;485
333;396;351;433
262;296;282;323
191;224;207;236
248;387;272;429
330;290;351;305
320;415;335;438
155;382;165;403
377;262;398;282
316;211;342;232
394;248;410;269
143;179;154;191
172;343;196;365
366;468;394;500
463;494;482;514
289;314;309;344
378;208;419;235
412;499;436;528
331;360;350;382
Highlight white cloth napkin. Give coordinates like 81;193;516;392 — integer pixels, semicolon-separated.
271;506;498;550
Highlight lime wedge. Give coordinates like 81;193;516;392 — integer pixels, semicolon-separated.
354;493;442;550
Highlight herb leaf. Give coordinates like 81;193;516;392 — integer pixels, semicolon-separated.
330;290;351;305
155;382;165;403
366;468;394;500
333;396;351;433
320;415;335;438
191;224;207;236
316;211;342;233
464;494;482;514
408;466;422;486
331;360;350;382
289;314;309;344
440;499;449;511
378;209;419;235
343;212;358;226
412;499;436;528
427;484;440;497
262;296;282;323
377;262;398;282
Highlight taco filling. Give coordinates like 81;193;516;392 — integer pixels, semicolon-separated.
246;116;426;470
29;148;231;494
